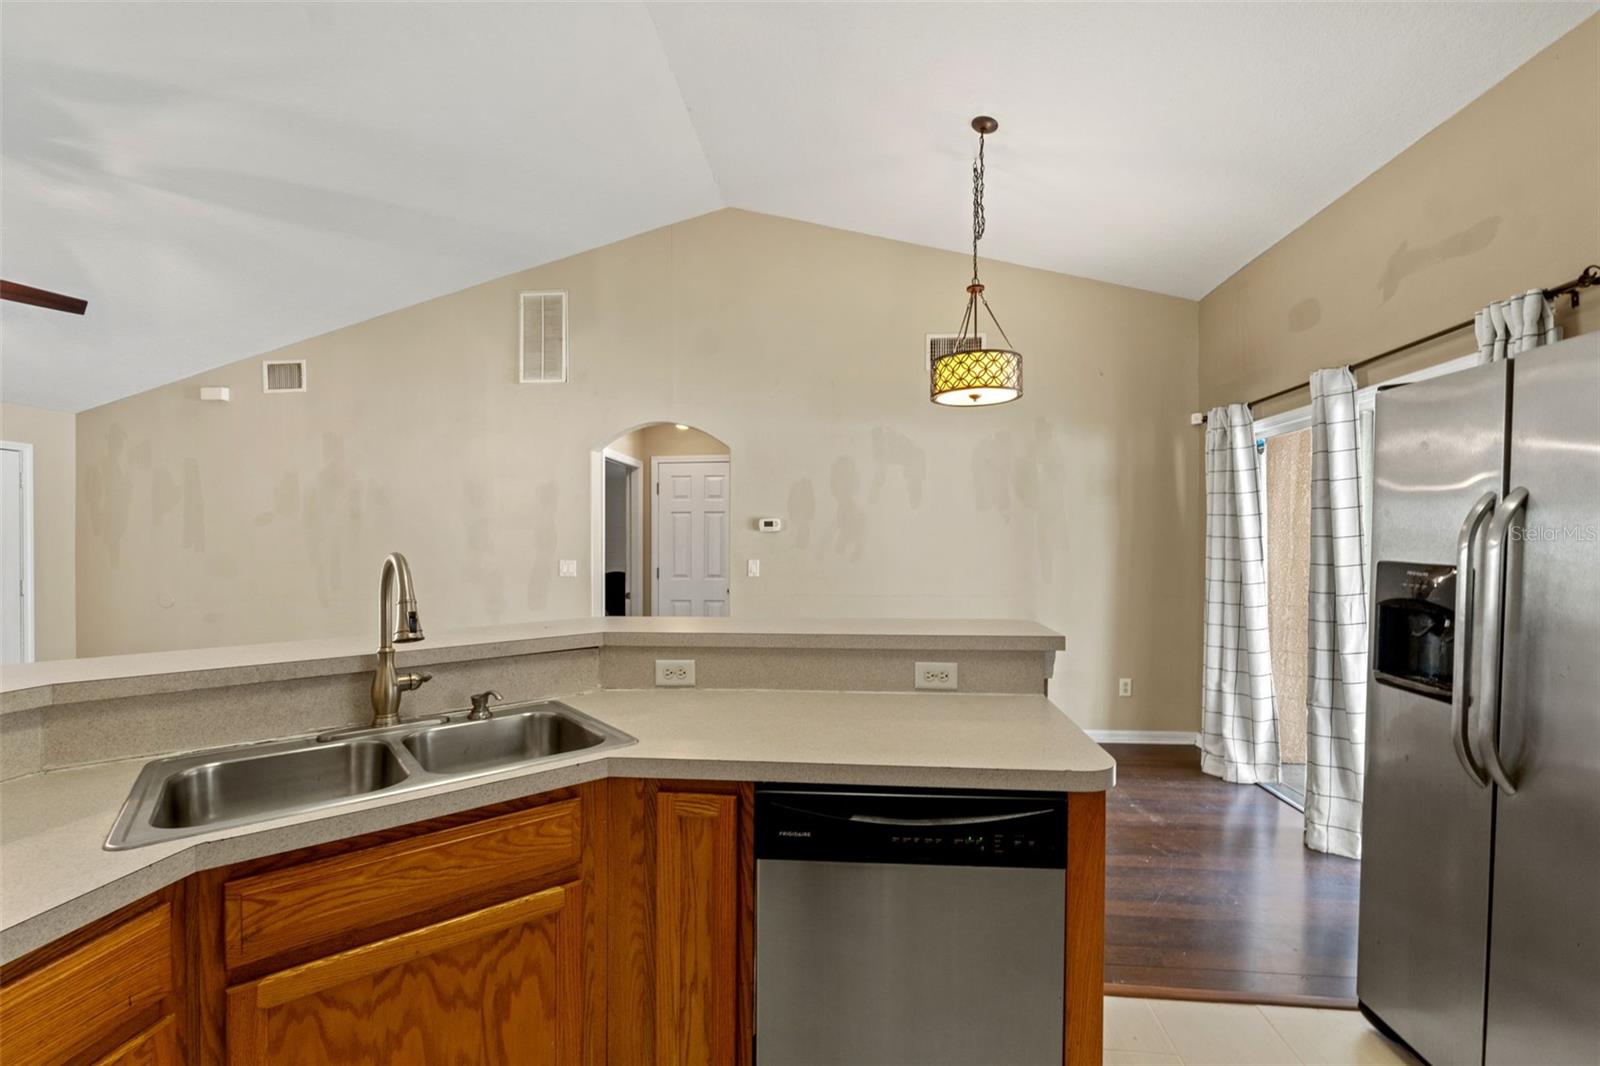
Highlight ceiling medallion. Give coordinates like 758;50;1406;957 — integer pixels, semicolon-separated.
930;115;1022;407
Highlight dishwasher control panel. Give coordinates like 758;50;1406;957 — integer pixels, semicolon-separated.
756;784;1067;869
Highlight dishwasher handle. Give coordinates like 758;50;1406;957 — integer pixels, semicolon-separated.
756;787;1068;868
849;810;1056;827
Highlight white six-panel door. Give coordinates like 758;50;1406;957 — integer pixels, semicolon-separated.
653;458;729;616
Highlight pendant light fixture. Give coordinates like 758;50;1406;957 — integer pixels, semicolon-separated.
930;115;1022;407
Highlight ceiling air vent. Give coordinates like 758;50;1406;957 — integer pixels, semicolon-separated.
262;360;306;393
519;290;568;384
925;332;985;370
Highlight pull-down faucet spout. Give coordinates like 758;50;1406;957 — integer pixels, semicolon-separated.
371;552;431;727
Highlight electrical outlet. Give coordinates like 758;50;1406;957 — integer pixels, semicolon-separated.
655;659;696;687
1118;678;1133;698
915;662;958;691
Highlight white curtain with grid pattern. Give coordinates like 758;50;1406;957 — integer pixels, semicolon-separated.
1200;403;1280;785
1474;289;1561;363
1304;368;1369;859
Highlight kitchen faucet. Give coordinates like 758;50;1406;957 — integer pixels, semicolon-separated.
371;552;431;727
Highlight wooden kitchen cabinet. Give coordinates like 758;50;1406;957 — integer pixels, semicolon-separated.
195;784;607;1065
223;882;584;1065
607;779;755;1066
0;891;185;1066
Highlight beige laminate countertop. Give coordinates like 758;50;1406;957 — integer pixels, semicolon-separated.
0;617;1065;713
0;688;1112;965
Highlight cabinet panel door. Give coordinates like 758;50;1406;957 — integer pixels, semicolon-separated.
226;883;582;1066
0;902;175;1066
655;792;739;1066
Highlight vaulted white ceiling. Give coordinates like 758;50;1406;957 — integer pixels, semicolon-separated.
2;2;1592;411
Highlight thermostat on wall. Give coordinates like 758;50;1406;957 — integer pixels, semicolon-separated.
756;517;783;533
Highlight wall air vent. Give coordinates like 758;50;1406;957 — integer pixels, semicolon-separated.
262;360;306;393
925;332;986;370
519;290;568;384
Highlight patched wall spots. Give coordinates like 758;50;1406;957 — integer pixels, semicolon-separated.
869;426;926;508
303;433;356;606
828;456;864;561
1378;217;1501;302
1287;297;1322;332
152;468;180;525
254;471;300;527
787;478;815;550
83;424;131;567
972;432;1014;520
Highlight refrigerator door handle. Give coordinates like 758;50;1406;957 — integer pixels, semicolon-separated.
1477;487;1528;795
1452;492;1497;788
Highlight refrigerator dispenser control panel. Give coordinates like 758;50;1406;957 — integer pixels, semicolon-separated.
1373;560;1458;701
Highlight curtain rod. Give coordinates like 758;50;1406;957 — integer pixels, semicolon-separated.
1199;264;1600;422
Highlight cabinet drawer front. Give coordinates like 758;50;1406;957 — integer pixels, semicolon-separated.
224;798;581;969
0;903;174;1066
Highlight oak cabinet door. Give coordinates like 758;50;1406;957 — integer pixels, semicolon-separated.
607;781;752;1066
0;901;180;1066
654;791;740;1066
225;882;583;1065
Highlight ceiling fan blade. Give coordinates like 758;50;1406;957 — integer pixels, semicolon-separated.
1;280;88;315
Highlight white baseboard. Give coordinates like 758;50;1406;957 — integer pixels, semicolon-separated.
1086;730;1198;746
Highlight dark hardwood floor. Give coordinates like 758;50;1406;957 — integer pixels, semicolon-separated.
1103;744;1360;1006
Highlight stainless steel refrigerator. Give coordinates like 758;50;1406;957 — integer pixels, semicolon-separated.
1360;331;1599;1065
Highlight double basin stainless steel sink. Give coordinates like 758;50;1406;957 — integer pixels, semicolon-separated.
105;701;635;850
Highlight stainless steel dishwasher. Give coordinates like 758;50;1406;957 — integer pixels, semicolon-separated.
755;785;1067;1065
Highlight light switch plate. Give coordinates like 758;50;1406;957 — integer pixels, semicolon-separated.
747;559;761;577
558;559;578;578
915;662;958;691
655;659;696;687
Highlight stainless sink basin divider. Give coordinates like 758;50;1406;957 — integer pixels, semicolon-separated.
105;701;636;850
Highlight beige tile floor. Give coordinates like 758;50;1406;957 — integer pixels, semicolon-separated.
1105;996;1421;1066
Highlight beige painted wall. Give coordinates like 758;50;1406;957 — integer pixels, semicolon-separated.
0;403;76;660
74;208;1202;732
605;422;730;616
1200;15;1600;413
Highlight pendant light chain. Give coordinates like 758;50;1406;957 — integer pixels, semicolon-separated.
972;132;986;284
958;129;1015;350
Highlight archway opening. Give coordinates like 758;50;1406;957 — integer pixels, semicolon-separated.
593;422;730;617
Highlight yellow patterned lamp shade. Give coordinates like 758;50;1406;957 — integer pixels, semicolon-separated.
930;347;1022;406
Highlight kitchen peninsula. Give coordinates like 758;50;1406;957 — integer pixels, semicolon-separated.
0;617;1113;1065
